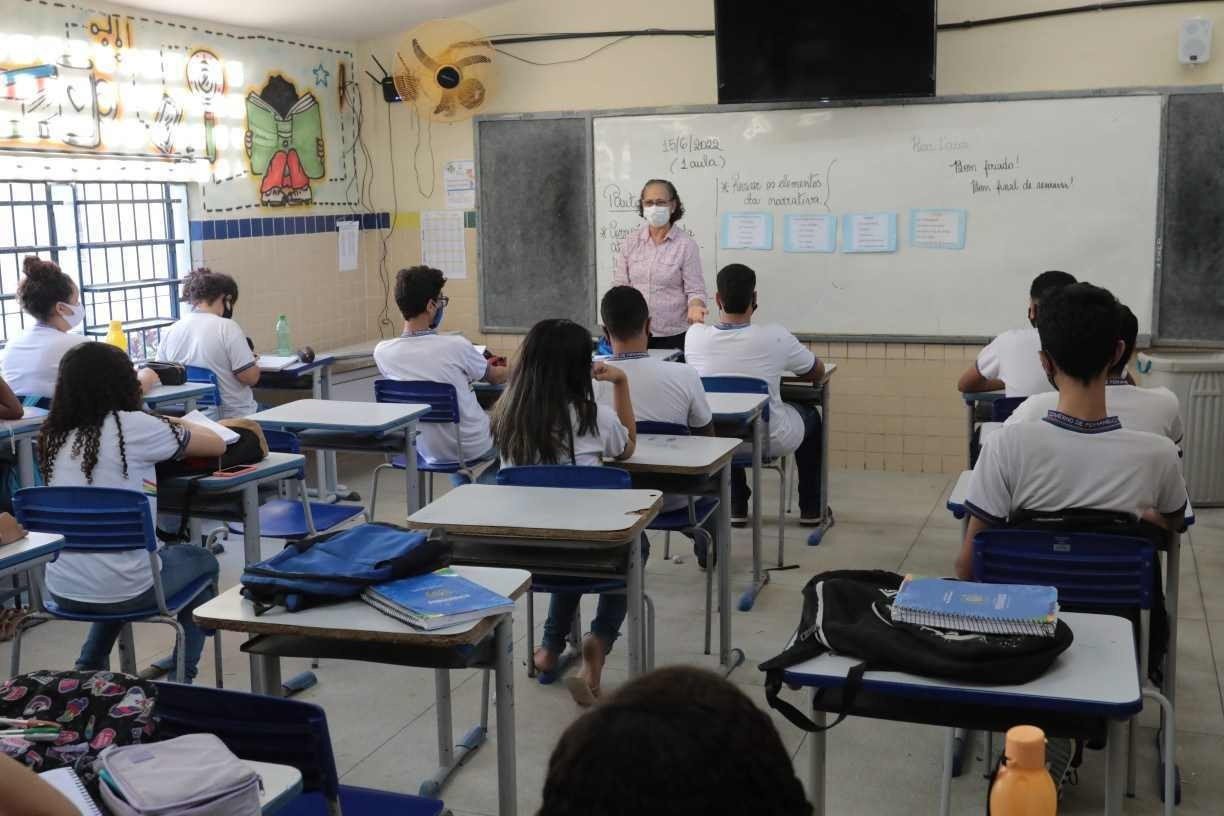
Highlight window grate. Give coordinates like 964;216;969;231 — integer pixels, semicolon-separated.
0;180;188;360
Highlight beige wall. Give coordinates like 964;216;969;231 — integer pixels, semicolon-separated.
352;0;1220;474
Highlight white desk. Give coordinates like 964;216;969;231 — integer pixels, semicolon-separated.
961;389;1005;465
254;356;342;499
249;400;429;514
0;411;46;487
196;565;530;816
249;760;303;814
614;435;742;674
593;347;681;363
781;363;837;547
407;484;661;677
0;533;63;628
785;612;1141;816
144;382;217;413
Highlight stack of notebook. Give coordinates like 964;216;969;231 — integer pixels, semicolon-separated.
362;568;514;631
892;575;1059;637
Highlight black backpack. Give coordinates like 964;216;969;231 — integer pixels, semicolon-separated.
759;570;1074;732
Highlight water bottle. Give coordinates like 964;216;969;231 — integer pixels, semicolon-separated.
989;726;1057;815
275;314;292;356
104;320;127;353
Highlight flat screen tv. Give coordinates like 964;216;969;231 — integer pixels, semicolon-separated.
714;0;937;104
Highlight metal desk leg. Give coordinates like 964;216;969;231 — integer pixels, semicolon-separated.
1104;718;1126;816
809;699;827;816
314;364;345;500
420;665;494;799
807;380;835;547
1164;533;1180;711
494;616;517;816
719;463;745;677
250;654;282;697
16;437;34;487
739;412;768;611
626;529;644;677
965;400;975;465
939;728;955;816
404;424;421;516
184;397;197;413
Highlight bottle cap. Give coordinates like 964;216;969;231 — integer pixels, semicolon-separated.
1004;725;1046;770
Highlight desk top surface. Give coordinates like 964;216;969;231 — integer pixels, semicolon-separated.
0;412;45;438
195;566;531;647
783;611;1141;716
613;435;739;476
161;452;306;491
257;354;336;375
144;382;217;404
706;393;769;418
0;532;64;569
407;483;662;543
249;760;302;813
248;399;428;432
962;390;1006;404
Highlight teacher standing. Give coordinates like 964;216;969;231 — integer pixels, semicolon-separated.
613;179;708;350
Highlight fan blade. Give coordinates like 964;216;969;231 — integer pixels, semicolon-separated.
453;54;492;69
456;78;486;110
412;38;440;71
434;92;455;117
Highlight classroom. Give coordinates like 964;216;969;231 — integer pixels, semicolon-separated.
1;0;1223;814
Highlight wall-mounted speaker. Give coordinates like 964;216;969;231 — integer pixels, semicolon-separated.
1179;17;1213;65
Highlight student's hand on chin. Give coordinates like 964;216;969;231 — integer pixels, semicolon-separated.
591;362;625;384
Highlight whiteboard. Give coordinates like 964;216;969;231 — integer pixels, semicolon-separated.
593;96;1162;338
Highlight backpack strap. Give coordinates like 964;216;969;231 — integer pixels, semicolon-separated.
764;661;866;733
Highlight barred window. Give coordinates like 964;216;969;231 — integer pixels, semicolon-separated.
0;180;189;360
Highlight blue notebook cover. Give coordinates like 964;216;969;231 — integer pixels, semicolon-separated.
893;576;1058;635
364;568;513;626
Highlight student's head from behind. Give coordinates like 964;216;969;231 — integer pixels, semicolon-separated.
17;255;80;329
637;179;684;227
1037;282;1123;389
491;318;597;465
1027;269;1077;325
394;265;448;328
39;342;158;483
537;666;811;816
600;286;650;345
181;268;240;318
716;263;757;316
1113;303;1139;378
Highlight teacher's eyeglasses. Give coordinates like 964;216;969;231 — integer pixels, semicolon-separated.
641;198;672;207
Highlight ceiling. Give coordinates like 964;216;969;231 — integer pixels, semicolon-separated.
111;0;504;43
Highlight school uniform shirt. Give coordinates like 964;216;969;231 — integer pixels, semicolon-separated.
44;411;191;604
975;327;1054;398
157;310;258;418
373;331;493;465
965;411;1187;527
1003;381;1184;444
0;323;87;399
684;322;816;456
500;404;629;468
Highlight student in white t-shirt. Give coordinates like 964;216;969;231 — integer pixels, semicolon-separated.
492;318;636;705
684;264;825;526
40;342;226;682
1004;303;1183;444
959;283;1188;580
157;268;259;418
957;270;1077;399
597;285;718;565
374;266;508;483
1;256;89;403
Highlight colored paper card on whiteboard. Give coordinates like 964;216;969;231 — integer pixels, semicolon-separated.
783;214;837;253
841;212;898;253
910;208;967;250
720;212;774;250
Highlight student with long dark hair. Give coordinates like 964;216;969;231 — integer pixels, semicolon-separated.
40;343;225;682
491;318;637;704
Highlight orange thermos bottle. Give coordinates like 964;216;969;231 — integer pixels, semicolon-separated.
989;726;1057;815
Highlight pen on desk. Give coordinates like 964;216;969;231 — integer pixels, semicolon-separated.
0;727;60;741
0;717;57;729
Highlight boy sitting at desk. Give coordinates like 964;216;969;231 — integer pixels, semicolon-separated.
957;283;1187;581
684;264;825;527
596;285;718;565
1003;302;1183;444
957;270;1077;398
374;266;508;482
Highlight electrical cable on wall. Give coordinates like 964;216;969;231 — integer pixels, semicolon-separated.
410;105;436;200
343;76;395;335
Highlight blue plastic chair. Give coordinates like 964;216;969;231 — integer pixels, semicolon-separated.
990;396;1027;422
972;522;1175;806
184;365;223;415
496;465;656;682
228;429;365;539
151;682;444;815
9;486;222;685
368;380;496;519
636;421;720;655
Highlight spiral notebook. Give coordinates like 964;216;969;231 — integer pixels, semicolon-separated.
892;576;1059;637
38;767;102;815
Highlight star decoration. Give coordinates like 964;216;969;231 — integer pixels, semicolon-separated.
313;63;330;88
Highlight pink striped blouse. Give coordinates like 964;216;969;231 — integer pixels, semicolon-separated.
613;224;707;337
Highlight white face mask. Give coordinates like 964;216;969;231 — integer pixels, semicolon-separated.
57;301;85;329
643;205;671;228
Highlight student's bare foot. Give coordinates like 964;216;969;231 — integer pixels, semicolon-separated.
564;634;607;707
533;646;559;675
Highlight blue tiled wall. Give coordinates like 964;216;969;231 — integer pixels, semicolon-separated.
189;212;391;242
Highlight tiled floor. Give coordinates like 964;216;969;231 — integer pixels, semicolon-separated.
5;460;1223;815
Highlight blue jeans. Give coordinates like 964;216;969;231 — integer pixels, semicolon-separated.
49;545;219;682
541;534;650;655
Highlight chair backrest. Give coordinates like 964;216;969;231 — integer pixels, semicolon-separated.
184;365;222;409
152;682;340;801
972;528;1156;610
497;464;630;489
594;336;613;357
700;375;769;396
636;421;690;436
261;428;301;454
375;379;460;425
990;396;1027;422
14;486;157;553
16;395;52;410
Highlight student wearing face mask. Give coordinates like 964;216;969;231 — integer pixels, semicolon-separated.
612;179;708;350
1;256;91;402
157;268;260;418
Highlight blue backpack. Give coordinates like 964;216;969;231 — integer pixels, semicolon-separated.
240;523;449;614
